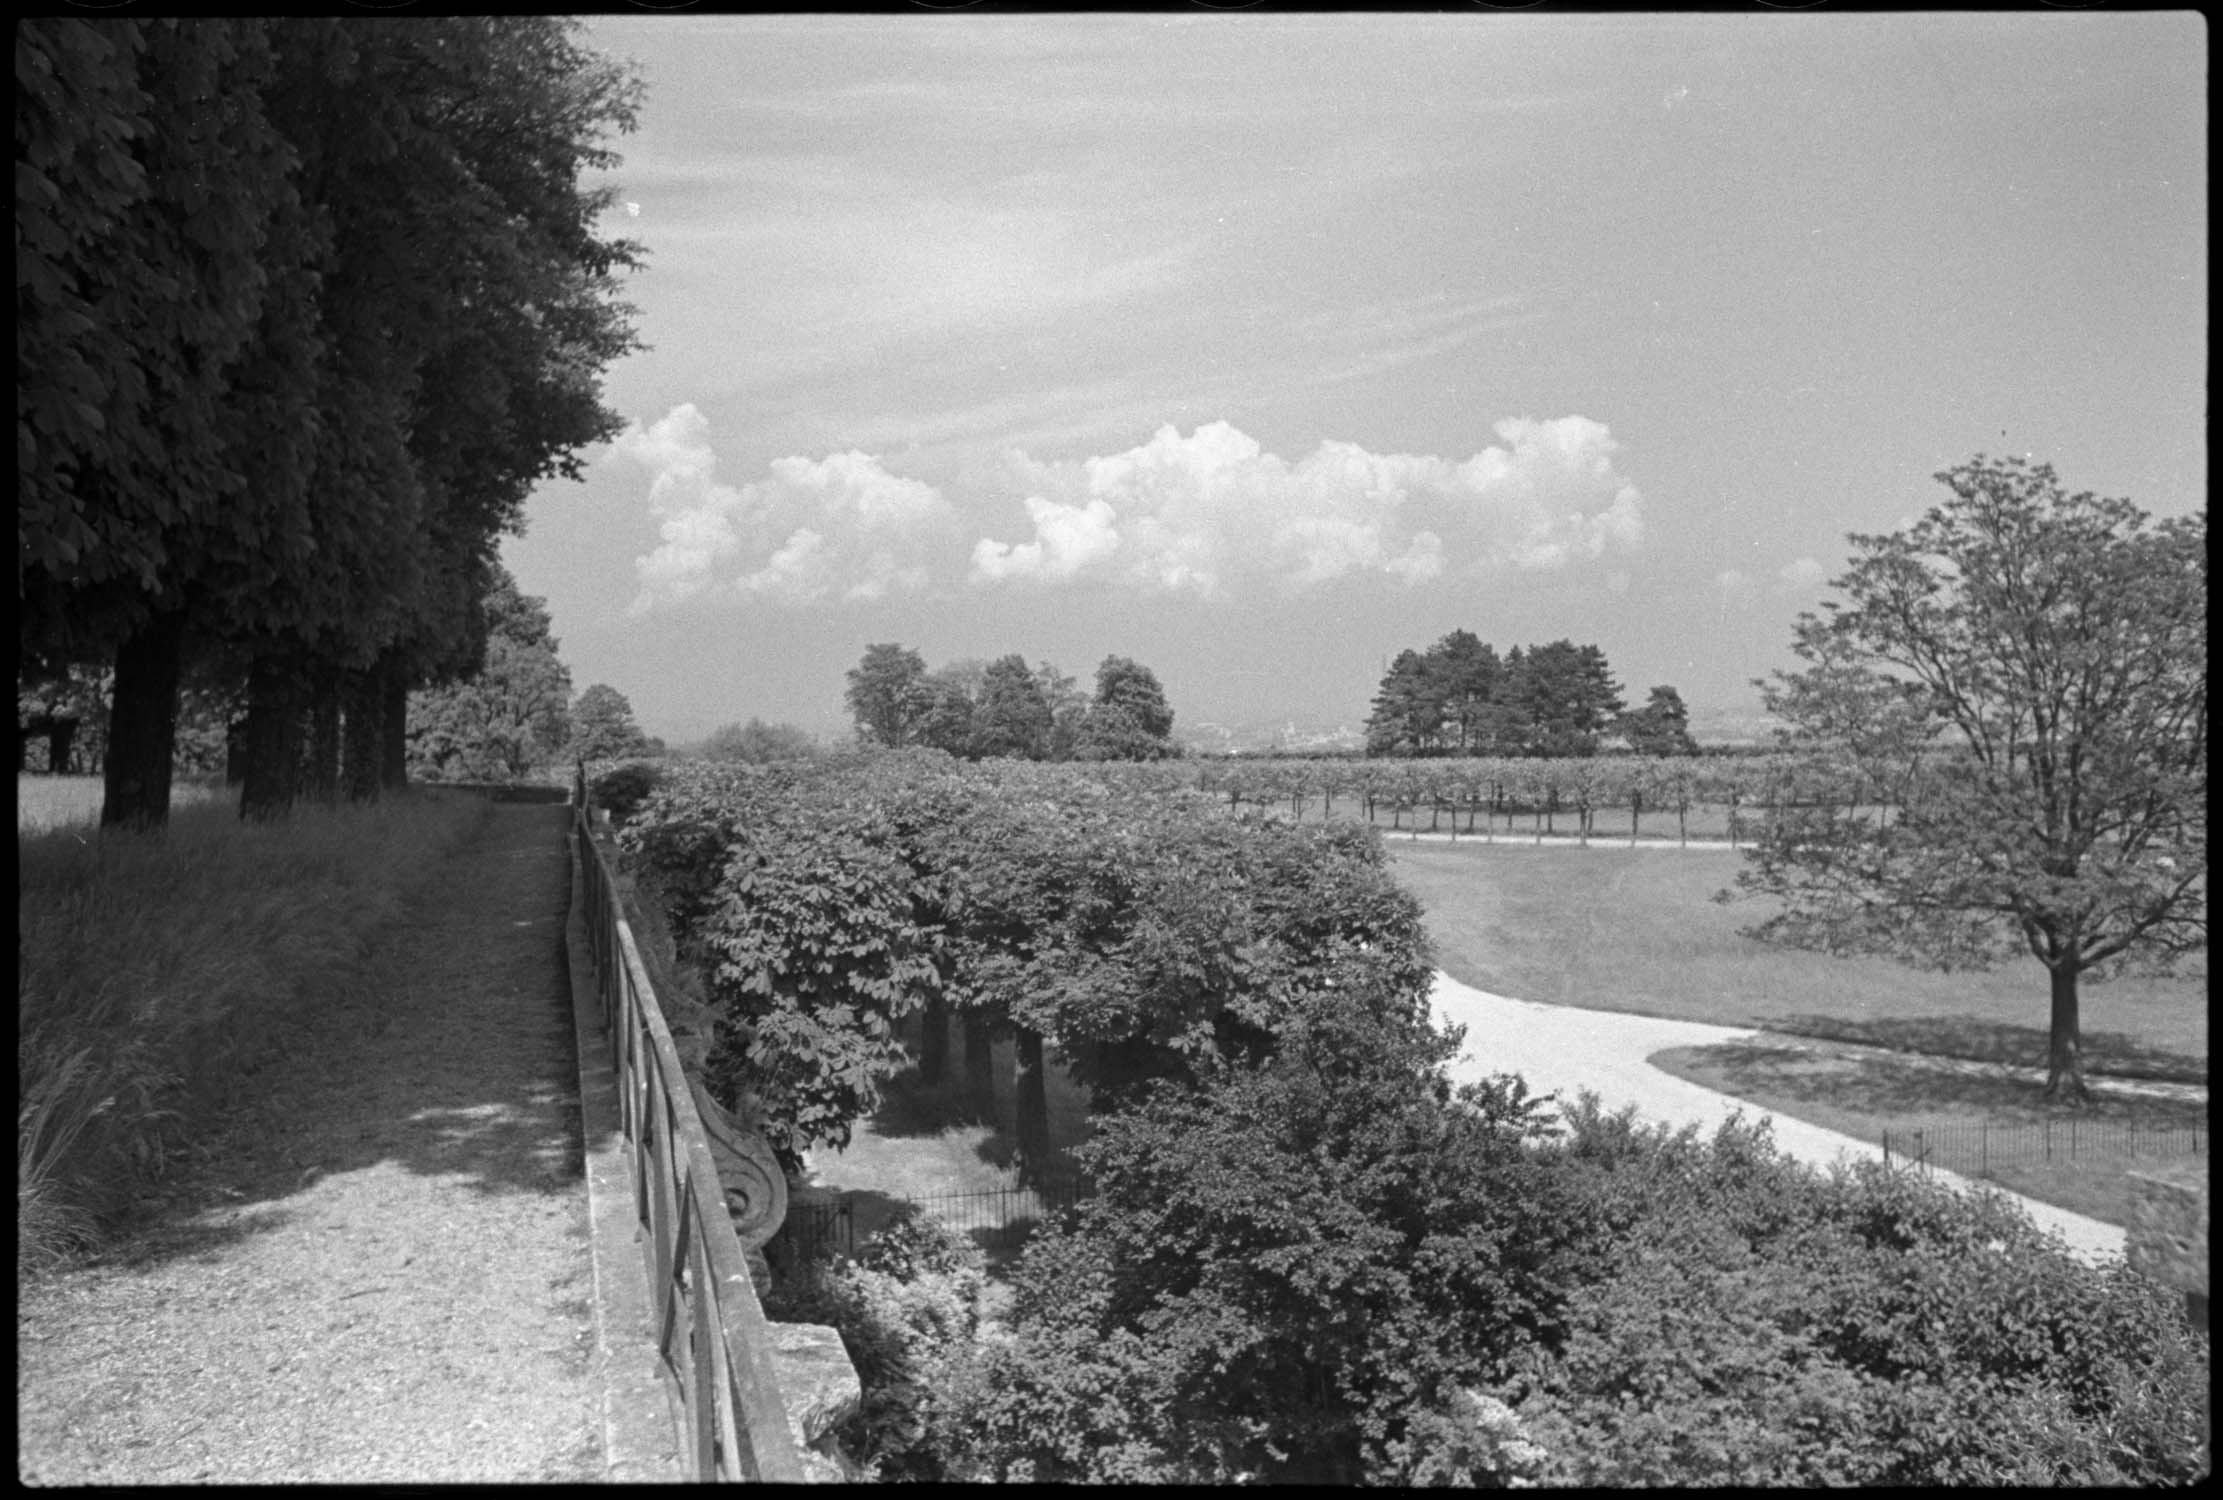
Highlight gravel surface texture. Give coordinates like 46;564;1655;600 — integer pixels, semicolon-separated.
1430;972;2130;1265
18;803;602;1485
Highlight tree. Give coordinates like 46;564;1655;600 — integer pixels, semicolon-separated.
846;642;933;748
1731;456;2206;1101
965;982;1579;1483
569;682;650;762
1427;630;1502;754
971;654;1053;759
912;667;981;758
404;567;574;780
1029;660;1090;761
701;718;816;763
1618;685;1699;757
1365;649;1443;756
1092;656;1175;744
1510;640;1624;757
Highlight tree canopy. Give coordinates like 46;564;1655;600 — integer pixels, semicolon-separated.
845;643;1180;761
1730;456;2207;1100
568;683;651;763
16;17;641;827
1366;632;1634;758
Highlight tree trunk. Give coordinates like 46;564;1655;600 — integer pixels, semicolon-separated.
225;717;249;785
303;671;341;803
379;650;409;790
47;719;78;774
962;1016;997;1126
918;994;949;1085
240;652;306;822
1013;1026;1051;1187
101;611;187;832
2042;964;2090;1104
341;663;384;802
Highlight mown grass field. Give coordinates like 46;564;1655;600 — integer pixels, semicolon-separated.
1388;838;2206;1228
1387;839;2206;1074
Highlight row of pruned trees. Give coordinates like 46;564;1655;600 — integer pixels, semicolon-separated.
615;751;1433;1182
1366;630;1699;758
844;644;1180;762
18;18;642;827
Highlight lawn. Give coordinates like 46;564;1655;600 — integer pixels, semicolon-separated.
1646;1038;2207;1228
18;773;228;832
1386;837;2207;1231
1386;840;2207;1080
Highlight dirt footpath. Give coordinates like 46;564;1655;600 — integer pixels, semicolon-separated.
18;803;601;1485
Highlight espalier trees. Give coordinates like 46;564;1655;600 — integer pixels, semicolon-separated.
845;642;1180;761
1366;632;1668;758
615;754;1432;1181
1732;457;2207;1102
17;17;642;828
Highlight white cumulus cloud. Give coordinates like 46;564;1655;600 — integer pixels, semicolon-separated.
968;416;1643;597
624;405;956;612
623;407;1647;610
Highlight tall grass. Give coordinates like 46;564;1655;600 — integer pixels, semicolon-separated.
17;789;493;1275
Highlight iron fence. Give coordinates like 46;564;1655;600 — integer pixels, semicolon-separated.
770;1181;1093;1278
1881;1117;2207;1181
572;764;806;1483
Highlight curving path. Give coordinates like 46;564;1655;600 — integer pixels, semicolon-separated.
1429;972;2128;1265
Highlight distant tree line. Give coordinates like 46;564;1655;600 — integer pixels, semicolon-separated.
845;644;1181;762
18;17;642;827
1365;630;1696;759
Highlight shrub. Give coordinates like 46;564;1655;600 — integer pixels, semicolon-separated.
763;1204;988;1480
588;760;662;822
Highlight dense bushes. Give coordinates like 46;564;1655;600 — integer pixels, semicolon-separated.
919;984;1580;1484
1502;1096;2207;1485
617;751;1434;1170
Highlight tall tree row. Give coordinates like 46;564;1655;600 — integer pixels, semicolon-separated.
18;17;642;828
844;643;1180;761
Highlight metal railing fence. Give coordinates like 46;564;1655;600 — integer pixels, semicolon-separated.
1882;1117;2207;1181
572;765;805;1483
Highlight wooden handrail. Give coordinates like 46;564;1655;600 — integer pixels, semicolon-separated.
571;764;806;1482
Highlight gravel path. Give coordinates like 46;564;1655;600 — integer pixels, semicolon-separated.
18;803;602;1485
1429;972;2129;1265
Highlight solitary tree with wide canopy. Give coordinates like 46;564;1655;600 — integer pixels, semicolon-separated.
1732;456;2206;1102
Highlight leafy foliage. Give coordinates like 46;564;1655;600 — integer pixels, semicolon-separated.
761;1205;990;1481
699;717;818;763
567;683;650;762
1511;1093;2209;1485
948;982;1580;1483
404;566;574;781
1734;456;2207;1098
1368;631;1636;758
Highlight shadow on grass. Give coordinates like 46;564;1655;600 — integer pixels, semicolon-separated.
1677;1040;2210;1128
866;1070;994;1140
1765;1011;2208;1085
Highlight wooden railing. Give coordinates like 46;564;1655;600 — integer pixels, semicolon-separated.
571;767;806;1482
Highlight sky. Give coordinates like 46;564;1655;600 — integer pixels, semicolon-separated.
500;11;2207;747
